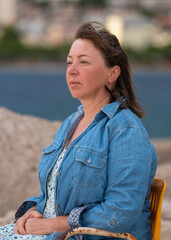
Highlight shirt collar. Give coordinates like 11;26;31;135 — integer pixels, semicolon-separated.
77;100;122;120
100;100;121;119
77;105;84;113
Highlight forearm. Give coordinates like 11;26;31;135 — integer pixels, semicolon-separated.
49;215;69;234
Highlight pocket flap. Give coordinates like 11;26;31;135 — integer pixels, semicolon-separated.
76;148;106;169
42;143;58;154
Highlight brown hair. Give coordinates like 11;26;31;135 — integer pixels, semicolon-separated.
75;21;145;118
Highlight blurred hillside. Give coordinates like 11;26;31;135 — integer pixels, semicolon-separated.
0;0;171;65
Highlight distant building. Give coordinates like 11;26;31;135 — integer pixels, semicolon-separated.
0;0;170;48
0;0;17;26
105;13;171;49
16;1;81;46
138;0;171;11
106;15;124;44
107;0;171;11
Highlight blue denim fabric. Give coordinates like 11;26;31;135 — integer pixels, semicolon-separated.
15;100;158;240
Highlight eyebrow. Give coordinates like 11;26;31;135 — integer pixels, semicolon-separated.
67;54;91;58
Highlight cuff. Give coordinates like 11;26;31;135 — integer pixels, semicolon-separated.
67;206;86;240
15;201;36;220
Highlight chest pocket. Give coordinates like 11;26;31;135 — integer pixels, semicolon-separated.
72;147;107;187
38;143;60;177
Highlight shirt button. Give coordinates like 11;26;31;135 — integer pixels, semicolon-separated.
110;219;116;226
87;158;91;163
56;172;60;176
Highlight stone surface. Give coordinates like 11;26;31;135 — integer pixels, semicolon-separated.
0;107;61;216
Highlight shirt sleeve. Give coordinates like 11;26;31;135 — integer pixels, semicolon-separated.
15;196;41;220
70;127;155;233
67;206;87;240
67;206;86;230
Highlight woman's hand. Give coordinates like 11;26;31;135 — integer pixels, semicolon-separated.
25;215;69;235
14;206;43;235
15;204;69;236
25;218;52;235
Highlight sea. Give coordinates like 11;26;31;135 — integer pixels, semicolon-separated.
0;66;171;139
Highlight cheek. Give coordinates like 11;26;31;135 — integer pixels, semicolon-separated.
84;68;99;81
89;68;108;86
66;71;69;84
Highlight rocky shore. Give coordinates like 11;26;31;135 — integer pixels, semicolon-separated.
0;107;170;239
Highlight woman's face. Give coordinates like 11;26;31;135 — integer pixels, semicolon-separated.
66;38;114;104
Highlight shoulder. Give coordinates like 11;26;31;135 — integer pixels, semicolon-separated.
107;108;157;161
102;101;145;135
107;107;150;142
111;108;142;129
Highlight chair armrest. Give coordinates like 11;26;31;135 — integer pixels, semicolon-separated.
59;227;137;240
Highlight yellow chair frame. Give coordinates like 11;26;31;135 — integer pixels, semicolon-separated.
150;178;166;240
60;178;166;240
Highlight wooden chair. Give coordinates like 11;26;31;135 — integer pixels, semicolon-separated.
60;178;166;240
150;178;166;240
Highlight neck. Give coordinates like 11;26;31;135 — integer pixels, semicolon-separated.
81;96;110;122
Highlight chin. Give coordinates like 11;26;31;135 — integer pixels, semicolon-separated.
70;91;82;99
70;93;80;99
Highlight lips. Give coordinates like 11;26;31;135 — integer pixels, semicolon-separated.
69;81;81;87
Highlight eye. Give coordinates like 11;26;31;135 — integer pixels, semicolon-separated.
80;60;88;64
67;61;72;66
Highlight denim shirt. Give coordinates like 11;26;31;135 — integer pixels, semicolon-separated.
15;100;158;240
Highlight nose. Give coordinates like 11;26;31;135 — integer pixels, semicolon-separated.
67;62;79;75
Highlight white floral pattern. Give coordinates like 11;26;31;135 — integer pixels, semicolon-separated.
0;224;46;240
0;148;66;240
43;148;66;218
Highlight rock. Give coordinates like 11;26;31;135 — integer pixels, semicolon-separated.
155;162;171;239
0;210;15;226
152;139;171;165
0;107;61;217
155;163;171;199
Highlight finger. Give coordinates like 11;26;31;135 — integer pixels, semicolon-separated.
30;211;43;218
14;227;19;234
19;225;27;235
15;222;21;234
15;220;27;235
34;214;43;218
17;224;27;235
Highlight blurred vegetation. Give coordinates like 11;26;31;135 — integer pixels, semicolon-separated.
0;27;25;59
0;26;71;61
134;4;156;19
31;0;49;7
137;7;156;19
78;0;106;7
0;26;171;64
124;44;171;63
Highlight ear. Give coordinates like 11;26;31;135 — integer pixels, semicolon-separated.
108;66;121;84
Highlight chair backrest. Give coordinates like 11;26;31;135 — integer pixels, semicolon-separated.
149;178;166;240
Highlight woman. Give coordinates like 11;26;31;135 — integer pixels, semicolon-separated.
0;22;157;240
